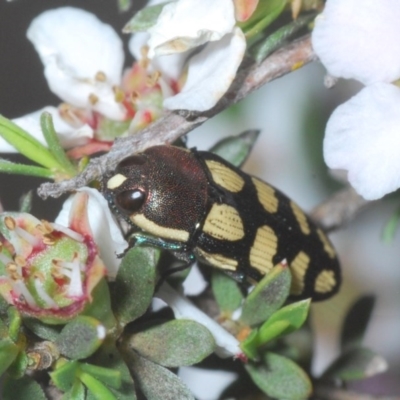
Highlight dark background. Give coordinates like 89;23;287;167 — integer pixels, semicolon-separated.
0;0;144;219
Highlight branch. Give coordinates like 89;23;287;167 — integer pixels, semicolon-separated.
311;186;371;232
38;35;316;199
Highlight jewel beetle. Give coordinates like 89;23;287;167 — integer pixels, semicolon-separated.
104;145;341;301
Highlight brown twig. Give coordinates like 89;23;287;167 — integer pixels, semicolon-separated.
311;186;371;232
314;385;400;400
37;35;316;199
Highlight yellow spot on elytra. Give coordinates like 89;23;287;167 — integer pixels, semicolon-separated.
249;225;278;275
107;174;128;190
315;270;336;293
203;204;244;241
132;213;189;242
252;178;278;213
290;201;310;235
316;228;336;258
196;248;238;271
289;251;310;295
206;160;245;193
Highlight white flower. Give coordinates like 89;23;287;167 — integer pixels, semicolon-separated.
56;187;128;279
312;0;400;85
27;7;126;120
324;83;400;201
131;0;246;112
312;0;400;200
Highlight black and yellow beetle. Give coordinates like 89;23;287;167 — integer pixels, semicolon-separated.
104;145;341;301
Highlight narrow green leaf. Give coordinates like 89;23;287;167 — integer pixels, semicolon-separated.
341;295;375;353
50;360;80;392
126;319;215;367
211;270;243;313
382;205;400;243
0;115;61;170
19;191;33;213
90;340;137;400
118;0;131;12
129;352;195;400
240;0;287;38
240;263;291;327
111;247;159;326
253;13;316;63
209;130;260;168
322;348;387;382
7;306;21;342
0;338;19;376
62;380;86;400
0;159;53;178
245;352;312;400
80;372;117;400
40;112;76;175
80;363;121;389
123;3;168;33
2;375;47;400
239;329;260;361
258;299;311;344
55;316;105;360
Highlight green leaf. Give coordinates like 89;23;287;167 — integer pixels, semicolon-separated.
0;338;19;376
209;130;260;168
19;191;33;213
7;306;21;342
129;352;195;400
111;247;159;327
79;372;117;400
126;319;215;367
40;112;76;175
118;0;131;12
258;299;311;343
239;0;287;38
55;316;105;360
322;347;387;382
123;3;168;33
0;115;62;170
24;317;63;341
2;375;47;400
382;204;400;243
252;13;316;63
7;350;28;378
80;363;121;389
0;158;53;178
211;270;243;313
341;295;375;353
62;380;86;400
245;352;312;400
50;360;80;392
82;279;117;330
90;340;137;400
240;263;291;327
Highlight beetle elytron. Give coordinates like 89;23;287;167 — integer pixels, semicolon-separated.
104;145;341;301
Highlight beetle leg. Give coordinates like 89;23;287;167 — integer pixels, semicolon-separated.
129;232;187;252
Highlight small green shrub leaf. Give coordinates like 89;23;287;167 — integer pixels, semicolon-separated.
245;352;312;400
240;263;291;327
211;270;243;313
2;375;47;400
111;247;159;327
0;338;19;376
55;316;105;360
126;319;215;367
322;347;388;382
123;3;168;32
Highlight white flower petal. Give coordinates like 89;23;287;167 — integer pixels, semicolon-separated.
163;28;246;111
324;83;400;200
56;187;128;278
312;0;400;85
27;7;126;120
0;106;93;153
147;0;236;57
